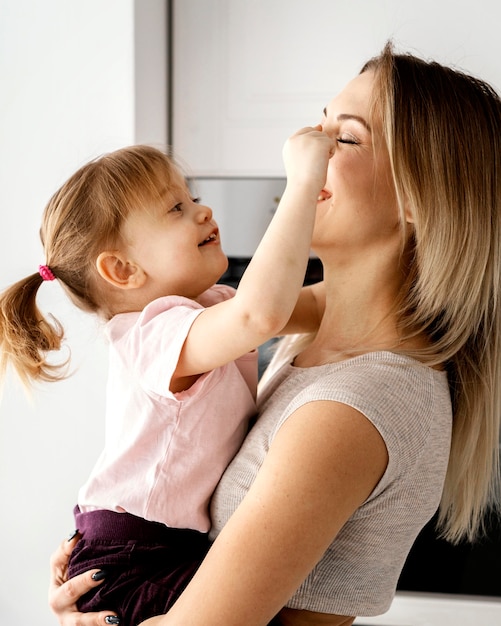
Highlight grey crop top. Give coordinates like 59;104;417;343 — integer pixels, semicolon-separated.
209;351;452;617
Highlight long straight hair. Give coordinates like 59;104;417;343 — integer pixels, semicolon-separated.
364;43;501;542
266;44;501;543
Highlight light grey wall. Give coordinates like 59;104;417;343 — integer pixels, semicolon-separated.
0;2;500;625
0;1;167;624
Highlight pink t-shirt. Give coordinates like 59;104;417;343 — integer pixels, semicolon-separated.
77;285;258;532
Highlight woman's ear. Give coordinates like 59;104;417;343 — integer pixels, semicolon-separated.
96;251;146;289
405;210;415;224
403;198;415;224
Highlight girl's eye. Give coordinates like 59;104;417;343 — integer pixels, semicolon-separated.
170;203;183;213
191;197;201;204
336;134;358;145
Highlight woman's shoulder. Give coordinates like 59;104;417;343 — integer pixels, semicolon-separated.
265;351;451;459
292;350;446;393
294;351;450;422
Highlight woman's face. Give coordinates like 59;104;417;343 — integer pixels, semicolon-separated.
313;70;403;260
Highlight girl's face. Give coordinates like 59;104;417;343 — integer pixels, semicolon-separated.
121;168;228;301
313;70;403;261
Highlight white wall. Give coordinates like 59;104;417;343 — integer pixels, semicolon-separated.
0;1;500;625
0;1;167;624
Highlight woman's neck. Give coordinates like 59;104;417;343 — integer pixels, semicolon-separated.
294;317;401;368
295;257;412;368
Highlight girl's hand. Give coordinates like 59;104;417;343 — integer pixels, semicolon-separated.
282;125;335;197
48;533;119;626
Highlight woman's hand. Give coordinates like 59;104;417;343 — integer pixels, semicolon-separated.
48;533;120;625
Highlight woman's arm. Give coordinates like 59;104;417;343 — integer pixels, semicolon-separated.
140;400;388;626
48;402;387;626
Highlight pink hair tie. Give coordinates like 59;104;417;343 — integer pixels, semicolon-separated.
38;265;56;281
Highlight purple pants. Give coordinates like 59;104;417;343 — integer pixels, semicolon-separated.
68;506;210;625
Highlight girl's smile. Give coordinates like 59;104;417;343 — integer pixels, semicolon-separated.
119;171;229;303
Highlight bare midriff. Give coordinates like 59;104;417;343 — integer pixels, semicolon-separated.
275;607;355;626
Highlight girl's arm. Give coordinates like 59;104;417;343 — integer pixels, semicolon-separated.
173;128;334;383
140;401;388;625
280;280;326;335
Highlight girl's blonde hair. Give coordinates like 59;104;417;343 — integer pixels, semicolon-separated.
0;145;178;387
366;43;501;542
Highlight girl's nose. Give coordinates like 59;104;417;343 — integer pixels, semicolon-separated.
196;203;213;222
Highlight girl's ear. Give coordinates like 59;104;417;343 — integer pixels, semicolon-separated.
96;251;146;289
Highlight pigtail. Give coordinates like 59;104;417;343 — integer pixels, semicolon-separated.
0;144;178;388
0;273;67;387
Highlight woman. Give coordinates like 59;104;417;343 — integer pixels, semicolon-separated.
49;43;501;625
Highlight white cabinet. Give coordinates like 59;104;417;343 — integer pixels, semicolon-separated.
172;0;501;177
172;0;366;176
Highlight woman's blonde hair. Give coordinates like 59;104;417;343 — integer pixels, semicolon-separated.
365;43;501;542
268;43;501;544
0;145;178;387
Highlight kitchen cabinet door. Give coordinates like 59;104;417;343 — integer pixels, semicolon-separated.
172;0;501;177
172;0;373;176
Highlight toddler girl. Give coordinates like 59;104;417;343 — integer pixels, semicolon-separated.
0;126;334;624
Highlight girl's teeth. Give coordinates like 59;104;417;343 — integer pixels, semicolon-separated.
200;234;216;246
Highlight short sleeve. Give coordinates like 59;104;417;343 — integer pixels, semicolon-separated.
107;286;236;398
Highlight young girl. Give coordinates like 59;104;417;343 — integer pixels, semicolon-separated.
0;126;334;624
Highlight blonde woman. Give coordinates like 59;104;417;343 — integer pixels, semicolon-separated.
48;42;501;626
